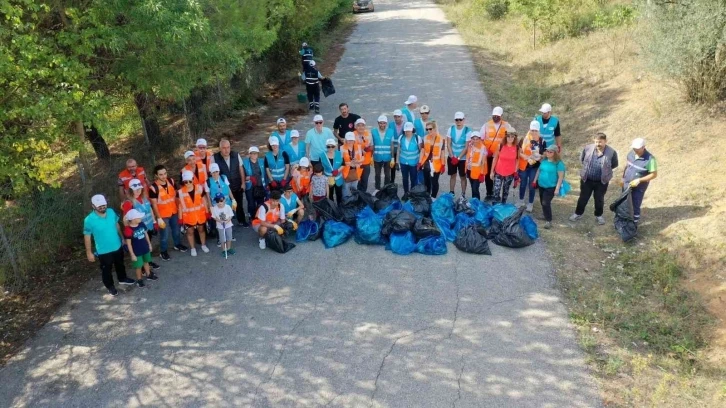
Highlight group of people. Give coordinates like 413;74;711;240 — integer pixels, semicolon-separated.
82;93;658;297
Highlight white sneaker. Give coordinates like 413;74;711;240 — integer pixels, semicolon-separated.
569;214;582;222
596;216;606;225
190;248;197;257
259;238;266;249
526;203;533;212
516;199;525;208
201;245;210;253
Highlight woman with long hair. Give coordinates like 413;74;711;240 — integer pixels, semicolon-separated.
489;132;519;204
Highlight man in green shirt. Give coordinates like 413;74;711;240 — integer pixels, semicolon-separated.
621;138;658;223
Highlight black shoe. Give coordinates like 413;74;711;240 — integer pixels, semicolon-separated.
174;244;188;252
484;195;494;202
216;240;222;248
315;107;320;114
119;278;136;286
240;221;250;228
160;251;171;261
136;280;145;288
149;261;160;270
146;272;159;281
108;287;118;296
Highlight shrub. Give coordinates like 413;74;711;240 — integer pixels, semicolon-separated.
483;0;510;20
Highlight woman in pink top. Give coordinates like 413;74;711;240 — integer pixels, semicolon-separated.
489;132;519;203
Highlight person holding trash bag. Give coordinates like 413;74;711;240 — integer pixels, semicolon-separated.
490;131;520;204
419;120;445;198
570;132;619;225
321;138;345;204
280;184;306;223
397;122;423;194
342;132;364;198
178;170;212;256
243;146;267;221
372;115;395;191
211;193;235;256
353;118;373;193
517;121;547;212
481;107;514;200
447;111;471;197
532;146;565;229
466;131;488;200
302;60;324;113
620;138;657;223
252;189;289;250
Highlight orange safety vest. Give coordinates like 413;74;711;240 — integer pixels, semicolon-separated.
153;180;178;218
466;142;488;179
518;131;540;171
118;167;148;190
342;143;364;180
483;120;509;155
178;184;207;226
183;162;208;186
252;201;281;226
292;168;311;196
195;150;214;172
419;133;445;172
354;130;373;165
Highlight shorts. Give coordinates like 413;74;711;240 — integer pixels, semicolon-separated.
447;157;466;177
217;227;233;242
252;223;261;232
131;252;152;269
184;222;205;228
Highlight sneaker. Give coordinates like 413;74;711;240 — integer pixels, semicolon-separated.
461;192;466;199
240;221;250;228
526;203;534;212
220;251;228;258
136;280;145;288
216;240;222;248
569;214;582;222
314;107;320;114
259;238;266;250
596;216;606;225
146;272;159;281
174;244;188;252
201;245;210;253
228;248;236;255
373;189;380;196
149;261;160;270
484;195;494;202
190;248;197;257
516;199;525;208
108;287;118;296
544;221;552;229
160;251;171;261
119;278;136;286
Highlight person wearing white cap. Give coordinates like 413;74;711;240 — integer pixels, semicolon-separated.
396;122;423;194
194;138;215;173
372;115;396;190
465;131;488;200
621;138;657;223
179;170;212;256
117;158;148;202
419;120;446;197
333;103;361;145
320;138;345;203
302;60;325;113
265;137;290;190
208;162;235;212
480;106;514;200
291;156;312;197
213;138;248;227
517;120;548;211
402;95;418;124
353;118;374;192
243;146;267;221
283;129;306;166
123;209;158;288
84;194;136;296
120;178;161;270
533;145;566;229
388;109;406;182
414;105;432;138
535;103;562;152
490;131;520;204
270;118;292;147
447;111;472;197
181;150;209;188
305;114;335;165
342;132;364;197
299;41;314;71
569;132;619;225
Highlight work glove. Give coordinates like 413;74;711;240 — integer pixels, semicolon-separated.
232;200;237;211
281;179;288;187
416;164;422;172
629;178;641;188
513;178;520;188
364;146;373;153
478;174;484;183
291;221;298;231
287;210;296;219
332;169;339;177
389;159;395;168
250;176;257;185
270;180;278;189
157;219;166;229
328;176;336;186
177;217;184;226
274;225;284;235
450;157;459;166
153;222;159;232
206;212;212;221
531;181;538;189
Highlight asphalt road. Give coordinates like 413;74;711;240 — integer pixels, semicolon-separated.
0;1;601;407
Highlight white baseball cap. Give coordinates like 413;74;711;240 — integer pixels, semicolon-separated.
420;105;430;113
276;118;286;125
302;42;308;47
209;163;220;173
631;138;646;149
309;60;316;67
181;170;194;181
492;106;504;116
403;122;414;131
454;111;465;120
196;138;208;147
91;194;107;207
326;138;337;146
184;150;195;159
355;118;366;125
313;114;324;122
125;209;145;221
393;109;403;117
129;178;143;190
268;137;280;146
299;157;311;167
378;115;388;123
345;132;356;141
529;120;541;131
405;95;418;105
291;130;300;138
248;146;260;153
470;131;481;139
539;103;552;113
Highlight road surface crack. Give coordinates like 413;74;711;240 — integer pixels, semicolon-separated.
452;355;465;408
449;266;460;339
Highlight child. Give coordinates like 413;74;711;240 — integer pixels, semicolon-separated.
310;162;328;202
124;209;158;288
211;193;235;256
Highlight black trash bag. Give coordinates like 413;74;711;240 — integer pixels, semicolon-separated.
610;188;638;242
492;207;535;248
412;217;441;239
454;225;492;255
351;189;376;209
486;219;502;240
265;230;296;253
376;183;399;201
313;198;343;222
281;220;296;236
381;210;417;236
406;184;432;216
301;195;316;221
341;191;376;226
321;77;336;97
340;201;360;226
454;196;476;216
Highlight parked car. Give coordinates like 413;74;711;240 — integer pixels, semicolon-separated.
353;0;374;13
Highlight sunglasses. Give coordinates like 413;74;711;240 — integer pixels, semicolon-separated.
327;146;336;149
426;128;433;131
315;121;323;124
197;146;207;149
183;180;194;184
455;119;464;122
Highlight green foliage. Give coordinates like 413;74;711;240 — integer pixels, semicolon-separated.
476;0;510;20
593;4;637;30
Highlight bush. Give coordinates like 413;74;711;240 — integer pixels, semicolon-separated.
482;0;510;20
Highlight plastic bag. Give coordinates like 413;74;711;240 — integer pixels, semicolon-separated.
301;195;316;221
322;220;354;248
492;203;517;222
492;207;535;248
487;219;502;240
454;225;492;255
412;217;441;239
354;206;386;245
454;212;478;233
374;183;401;213
434;215;456;242
415;235;448;255
295;220;319;242
520;215;539;240
469;198;493;228
402;201;424;219
454;196;476;215
610;188;637;242
313;198;343;222
386;231;417;255
381;210;417;236
321;78;336;97
377;200;403;217
281;220;297;236
431;193;456;225
340;199;361;226
265;230;296;253
406;184;432;216
559;180;571;197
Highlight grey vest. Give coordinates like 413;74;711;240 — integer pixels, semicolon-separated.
580;144;615;184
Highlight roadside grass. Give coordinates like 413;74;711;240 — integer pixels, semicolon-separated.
438;1;726;406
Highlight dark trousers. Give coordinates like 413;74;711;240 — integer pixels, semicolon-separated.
245;189;265;218
329;184;343;204
575;179;609;217
485;156;495;196
98;247;128;290
628;183;649;221
358;164;371;193
306;83;320;109
539;187;556;222
423;170;441;198
391;147;398;183
400;164;418;193
231;189;247;223
374;161;392;190
468;176;481;199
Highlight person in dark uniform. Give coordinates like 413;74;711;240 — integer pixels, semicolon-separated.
302;60;324;114
621;138;657;223
213;138;249;227
299;42;314;71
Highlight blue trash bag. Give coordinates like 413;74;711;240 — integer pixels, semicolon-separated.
454;212;479;233
492;203;517;222
434;215;456;242
559;180;571;197
385;231;417;255
431;193;455;225
520;215;539;240
415;235;448;255
295;220;319;242
322;220;354;248
469;198;493;228
354;206;386;245
378;200;403;217
402;201;424;219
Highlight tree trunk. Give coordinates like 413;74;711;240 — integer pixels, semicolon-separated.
133;92;162;145
85;125;110;160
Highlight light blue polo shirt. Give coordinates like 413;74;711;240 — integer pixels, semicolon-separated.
83;209;123;255
305;127;335;161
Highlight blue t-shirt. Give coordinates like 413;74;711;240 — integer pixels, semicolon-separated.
124;224;150;256
538;160;566;188
83;209;122;255
305;127;335;161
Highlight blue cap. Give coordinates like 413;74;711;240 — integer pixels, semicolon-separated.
213;192;226;202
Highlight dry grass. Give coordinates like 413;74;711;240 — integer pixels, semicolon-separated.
439;2;726;406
